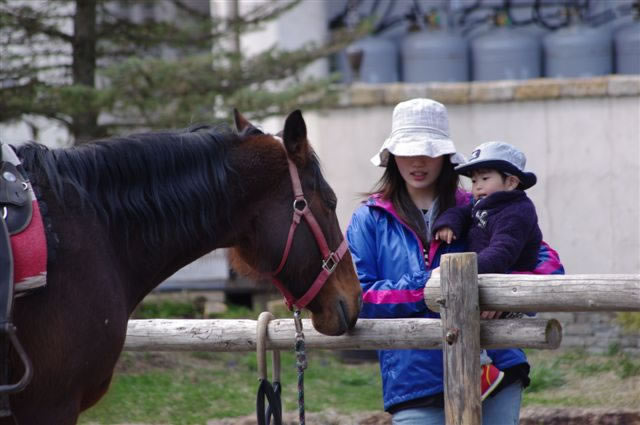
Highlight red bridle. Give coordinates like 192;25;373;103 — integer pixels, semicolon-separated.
271;154;348;311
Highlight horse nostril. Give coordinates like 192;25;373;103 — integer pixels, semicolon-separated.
340;297;358;330
338;298;350;331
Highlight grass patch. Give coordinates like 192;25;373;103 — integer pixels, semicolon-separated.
574;361;614;377
618;355;640;379
616;312;640;332
525;363;566;393
523;348;640;409
85;300;640;425
79;351;382;425
135;300;203;319
132;297;298;321
523;393;601;408
81;348;640;423
208;303;256;319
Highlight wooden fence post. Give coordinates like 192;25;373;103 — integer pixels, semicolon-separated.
440;253;481;425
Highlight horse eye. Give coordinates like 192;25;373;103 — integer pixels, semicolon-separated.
326;196;337;210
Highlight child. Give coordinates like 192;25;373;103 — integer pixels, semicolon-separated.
432;141;542;400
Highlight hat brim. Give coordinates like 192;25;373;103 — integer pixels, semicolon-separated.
371;135;465;167
455;159;537;190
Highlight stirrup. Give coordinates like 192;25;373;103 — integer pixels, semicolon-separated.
0;323;32;395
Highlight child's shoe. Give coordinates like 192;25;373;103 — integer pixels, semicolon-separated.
481;364;504;401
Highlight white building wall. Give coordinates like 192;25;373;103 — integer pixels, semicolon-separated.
297;85;640;275
211;0;328;78
0;117;70;147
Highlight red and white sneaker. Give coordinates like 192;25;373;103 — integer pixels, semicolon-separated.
481;364;504;401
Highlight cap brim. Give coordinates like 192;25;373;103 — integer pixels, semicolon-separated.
455;159;537;190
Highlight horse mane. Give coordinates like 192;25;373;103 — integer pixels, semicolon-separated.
16;125;244;249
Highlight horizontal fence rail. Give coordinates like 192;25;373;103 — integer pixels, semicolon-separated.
124;317;561;352
123;252;639;425
424;274;640;313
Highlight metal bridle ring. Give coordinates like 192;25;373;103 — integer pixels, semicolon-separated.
293;198;307;212
322;252;339;274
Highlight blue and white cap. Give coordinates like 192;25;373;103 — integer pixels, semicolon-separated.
455;141;537;190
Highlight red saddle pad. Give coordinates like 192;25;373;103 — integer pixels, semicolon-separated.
12;199;47;293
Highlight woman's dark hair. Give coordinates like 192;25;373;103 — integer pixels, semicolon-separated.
368;154;460;245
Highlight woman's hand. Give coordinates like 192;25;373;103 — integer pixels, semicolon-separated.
435;227;456;244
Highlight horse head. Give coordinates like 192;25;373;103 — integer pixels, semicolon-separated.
229;110;361;336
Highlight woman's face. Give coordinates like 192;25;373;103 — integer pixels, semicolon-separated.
395;155;444;193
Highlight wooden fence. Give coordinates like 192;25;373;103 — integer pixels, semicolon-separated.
124;252;640;425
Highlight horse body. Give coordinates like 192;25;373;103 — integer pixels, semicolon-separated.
4;111;361;424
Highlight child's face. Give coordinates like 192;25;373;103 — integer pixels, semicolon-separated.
471;169;518;200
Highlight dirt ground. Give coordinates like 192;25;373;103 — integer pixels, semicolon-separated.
200;407;640;425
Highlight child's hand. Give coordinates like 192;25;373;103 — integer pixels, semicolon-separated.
435;227;456;244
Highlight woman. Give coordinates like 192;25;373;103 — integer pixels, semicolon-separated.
346;98;564;425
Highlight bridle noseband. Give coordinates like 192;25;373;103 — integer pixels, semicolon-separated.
270;152;348;310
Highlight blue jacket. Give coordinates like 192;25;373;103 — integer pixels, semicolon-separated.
346;193;564;411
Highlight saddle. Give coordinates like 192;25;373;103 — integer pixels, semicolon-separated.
0;143;34;417
0;161;33;236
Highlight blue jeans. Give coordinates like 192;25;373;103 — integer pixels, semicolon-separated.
391;381;523;425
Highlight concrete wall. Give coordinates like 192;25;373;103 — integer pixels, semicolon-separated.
295;76;640;275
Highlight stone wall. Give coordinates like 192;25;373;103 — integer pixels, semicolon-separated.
538;312;640;355
334;75;639;106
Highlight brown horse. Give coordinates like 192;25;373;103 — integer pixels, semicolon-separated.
4;110;361;424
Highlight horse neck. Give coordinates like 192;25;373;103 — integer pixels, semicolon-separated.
122;138;290;308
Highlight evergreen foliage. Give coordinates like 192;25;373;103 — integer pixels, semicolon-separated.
0;0;363;143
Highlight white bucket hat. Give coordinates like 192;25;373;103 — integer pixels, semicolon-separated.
371;98;466;167
455;141;537;190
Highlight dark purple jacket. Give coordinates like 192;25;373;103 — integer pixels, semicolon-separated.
432;190;542;274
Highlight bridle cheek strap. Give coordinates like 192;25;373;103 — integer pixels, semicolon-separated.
271;157;347;310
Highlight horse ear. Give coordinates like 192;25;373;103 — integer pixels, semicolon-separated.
234;108;252;132
283;109;310;165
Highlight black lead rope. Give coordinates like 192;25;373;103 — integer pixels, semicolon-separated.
265;381;282;425
256;312;282;425
256;311;308;425
256;379;282;425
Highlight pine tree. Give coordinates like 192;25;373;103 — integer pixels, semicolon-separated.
0;0;360;144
